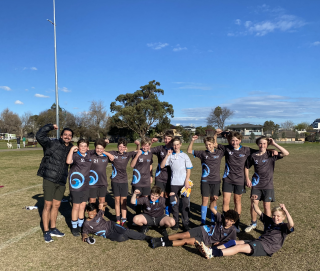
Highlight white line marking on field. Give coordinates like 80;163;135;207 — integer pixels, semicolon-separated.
0;215;63;251
0;184;42;198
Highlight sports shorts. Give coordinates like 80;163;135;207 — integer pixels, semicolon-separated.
112;182;128;197
132;185;151;197
188;226;204;243
142;214;167;226
70;190;89;204
251;189;275;202
245;240;269;257
201;182;221;198
89;186;108;199
43;179;66;202
222;181;246;195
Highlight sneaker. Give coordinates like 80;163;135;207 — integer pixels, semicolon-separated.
50;228;65;237
44;231;54;243
245;223;257;233
121;221;128;228
195;241;213;259
116;220;121;225
171;224;179;231
71;227;80;237
139;225;149;234
151;238;162;249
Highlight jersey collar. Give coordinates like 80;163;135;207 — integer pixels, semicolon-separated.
77;151;87;157
149;198;159;204
172;150;183;155
141;149;149;155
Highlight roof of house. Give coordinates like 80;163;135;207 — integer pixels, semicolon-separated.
228;123;263;129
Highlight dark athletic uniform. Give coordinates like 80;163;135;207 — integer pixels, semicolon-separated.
135;196;166;226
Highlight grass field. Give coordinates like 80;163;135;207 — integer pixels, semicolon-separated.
0;142;319;271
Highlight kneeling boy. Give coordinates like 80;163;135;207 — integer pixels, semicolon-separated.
131;186;176;235
82;202;151;243
196;201;294;259
151;206;239;248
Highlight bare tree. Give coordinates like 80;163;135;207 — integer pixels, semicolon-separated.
281;120;295;130
88;100;109;139
20;111;32;136
207;106;234;130
0;108;22;135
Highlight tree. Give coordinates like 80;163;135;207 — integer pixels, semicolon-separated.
110;80;174;140
195;126;206;136
295;131;299;141
271;132;279;140
20;111;32;136
154;116;171;136
263;120;280;134
295;122;310;131
87;100;109;139
0;108;22;135
249;132;256;141
181;129;191;143
281;120;295;130
281;132;286;139
207;106;234;130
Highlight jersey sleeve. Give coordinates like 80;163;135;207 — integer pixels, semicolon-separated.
217;144;226;152
192;150;203;159
249;147;258;155
274;153;284;161
215;212;222;223
136;197;147;206
165;155;172;166
87;150;95;155
160;197;166;208
82;221;91;235
282;223;295;234
259;213;273;225
245;155;254;169
150;146;160;154
185;154;193;169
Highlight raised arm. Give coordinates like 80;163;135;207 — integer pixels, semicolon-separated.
66;146;78;164
187;135;198;154
214;129;222;147
130;150;142;168
130;189;141;205
252;200;262;216
269;139;289;156
280;204;294;230
161;149;172;168
36;124;57;148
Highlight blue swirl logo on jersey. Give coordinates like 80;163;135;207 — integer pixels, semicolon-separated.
262;159;268;163
239;154;245;157
111;165;117;178
202;163;210;178
252;172;260;186
223;163;230;178
89;170;99;186
132;169;141;184
155;164;161;177
203;225;215;236
70;172;85;189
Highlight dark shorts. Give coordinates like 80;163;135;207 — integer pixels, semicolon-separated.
142;214;167;226
70;190;89;204
43;179;66;202
245;240;269;257
222;181;246;195
89;186;108;199
132;185;151;197
251;189;275;202
155;180;170;194
201;182;221;198
112;182;128;197
188;226;204;243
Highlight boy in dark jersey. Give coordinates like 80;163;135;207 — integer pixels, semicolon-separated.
244;137;289;232
130;138;153;207
88;139;110;206
151;206;238;249
66;139;92;236
82;202;152;244
106;138;139;226
188;134;225;225
131;186;176;235
196;201;294;259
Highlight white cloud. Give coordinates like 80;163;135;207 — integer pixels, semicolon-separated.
245;21;252;28
0;86;12;91
35;94;50;98
31;87;35;89
30;67;37;71
25;89;29;91
15;100;23;105
23;67;38;71
60;87;71;93
147;42;169;50
235;19;241;25
311;41;320;46
173;44;187;52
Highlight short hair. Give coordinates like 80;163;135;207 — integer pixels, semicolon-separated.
94;138;106;148
271;206;286;217
150;185;162;195
256;136;270;146
61;128;74;138
164;130;174;138
86;202;99;212
141;137;152;146
224;210;239;222
203;136;215;144
172;136;182;144
77;138;89;147
227;131;242;141
118;138;127;147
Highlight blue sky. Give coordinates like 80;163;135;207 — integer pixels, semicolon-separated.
1;0;319;127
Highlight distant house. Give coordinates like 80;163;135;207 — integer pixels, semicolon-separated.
183;125;196;133
311;118;320;130
227;123;264;136
279;130;305;142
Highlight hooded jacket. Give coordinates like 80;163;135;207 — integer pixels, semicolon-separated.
36;124;73;185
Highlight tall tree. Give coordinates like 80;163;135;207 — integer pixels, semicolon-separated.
281;120;295;130
263;120;280;134
295;122;310;131
249;132;256;141
207;106;234;130
195;126;206;136
88;100;109;139
110;80;174;140
0;108;21;135
154;116;171;136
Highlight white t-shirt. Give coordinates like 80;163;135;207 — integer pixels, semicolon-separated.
165;151;193;186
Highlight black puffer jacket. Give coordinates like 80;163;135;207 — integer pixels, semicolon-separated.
36;124;73;185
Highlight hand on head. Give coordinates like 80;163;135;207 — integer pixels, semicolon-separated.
192;135;198;141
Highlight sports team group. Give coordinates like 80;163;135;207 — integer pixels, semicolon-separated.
36;123;294;259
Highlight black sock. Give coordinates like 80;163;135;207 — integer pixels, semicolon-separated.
116;216;121;221
212;249;223;257
165;241;173;247
160;236;169;242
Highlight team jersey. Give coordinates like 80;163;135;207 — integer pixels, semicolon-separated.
108;151;135;183
68;151;92;192
150;145;172;183
200;212;237;246
192;149;225;184
135;196;166;218
165;151;193;186
246;152;283;189
88;150;109;188
131;151;153;187
218;144;255;186
82;210;114;237
258;213;294;256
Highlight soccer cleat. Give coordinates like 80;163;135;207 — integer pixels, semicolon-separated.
71;227;80;237
195;241;213;259
121;221;128;229
151;238;162;249
245;223;257;233
116;220;121;225
50;228;65;237
44;231;54;243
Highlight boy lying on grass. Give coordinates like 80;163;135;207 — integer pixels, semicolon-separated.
151;205;239;249
195;200;294;259
82;202;152;244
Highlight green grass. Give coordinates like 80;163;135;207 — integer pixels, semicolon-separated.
0;143;319;270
